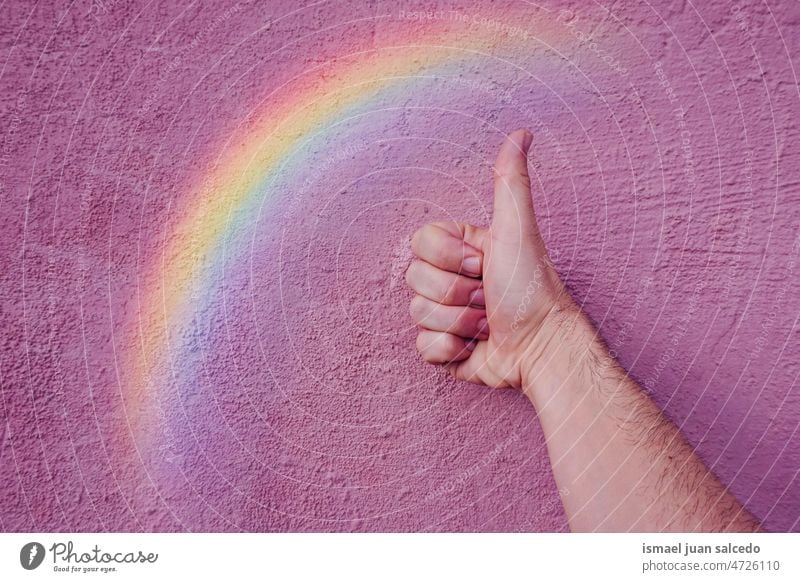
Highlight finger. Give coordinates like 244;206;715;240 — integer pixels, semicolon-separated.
424;220;488;254
410;294;489;339
405;260;485;306
416;329;475;364
445;341;488;382
492;129;544;248
446;341;518;387
411;222;483;277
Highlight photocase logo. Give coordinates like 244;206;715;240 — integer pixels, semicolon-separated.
20;542;45;570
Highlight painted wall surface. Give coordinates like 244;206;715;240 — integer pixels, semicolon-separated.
1;0;799;532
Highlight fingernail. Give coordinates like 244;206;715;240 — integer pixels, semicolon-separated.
466;340;477;352
477;317;489;336
463;256;481;276
520;129;533;152
469;288;485;306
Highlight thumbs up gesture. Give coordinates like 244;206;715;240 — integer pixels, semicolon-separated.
406;130;577;390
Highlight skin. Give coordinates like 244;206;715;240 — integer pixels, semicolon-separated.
405;129;762;532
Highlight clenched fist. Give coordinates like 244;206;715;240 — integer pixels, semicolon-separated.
405;129;576;390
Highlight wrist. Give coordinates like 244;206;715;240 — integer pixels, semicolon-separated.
518;301;610;409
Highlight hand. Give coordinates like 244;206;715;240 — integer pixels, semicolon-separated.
405;129;577;390
405;130;764;533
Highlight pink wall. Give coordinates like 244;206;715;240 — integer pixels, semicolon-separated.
1;0;799;532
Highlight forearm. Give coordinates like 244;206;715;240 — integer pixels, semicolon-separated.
522;306;762;532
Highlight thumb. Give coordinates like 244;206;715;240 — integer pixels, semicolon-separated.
491;129;540;242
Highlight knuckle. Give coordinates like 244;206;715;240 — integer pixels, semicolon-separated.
442;333;461;353
409;296;420;321
441;281;459;305
409;295;428;323
404;261;418;287
421;351;438;363
410;224;432;255
415;333;437;361
429;245;447;264
431;220;457;234
462;223;482;242
410;229;423;255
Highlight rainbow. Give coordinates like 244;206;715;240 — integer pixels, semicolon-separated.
123;12;574;454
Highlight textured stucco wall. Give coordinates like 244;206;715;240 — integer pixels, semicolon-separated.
1;0;799;532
